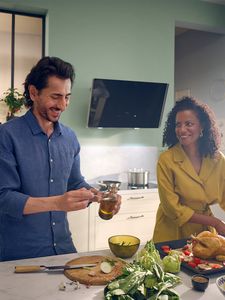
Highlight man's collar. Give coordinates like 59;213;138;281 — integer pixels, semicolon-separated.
24;109;62;136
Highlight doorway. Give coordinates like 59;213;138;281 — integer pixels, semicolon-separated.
175;25;225;151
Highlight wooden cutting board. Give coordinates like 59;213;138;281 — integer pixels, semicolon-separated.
64;255;126;285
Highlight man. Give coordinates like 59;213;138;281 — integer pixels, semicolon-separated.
0;56;121;261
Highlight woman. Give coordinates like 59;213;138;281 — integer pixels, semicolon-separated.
153;96;225;243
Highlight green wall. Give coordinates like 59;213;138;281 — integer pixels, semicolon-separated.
1;0;225;147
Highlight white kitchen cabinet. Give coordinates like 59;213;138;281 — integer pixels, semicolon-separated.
67;209;89;253
88;188;159;251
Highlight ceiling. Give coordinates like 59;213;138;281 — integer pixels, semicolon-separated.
175;28;189;36
201;0;225;5
176;0;225;36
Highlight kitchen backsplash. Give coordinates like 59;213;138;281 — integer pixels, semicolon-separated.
79;145;159;184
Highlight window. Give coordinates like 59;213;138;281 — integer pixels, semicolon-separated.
0;10;45;122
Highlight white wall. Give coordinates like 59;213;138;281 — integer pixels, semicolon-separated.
175;29;225;220
80;145;158;184
175;29;225;152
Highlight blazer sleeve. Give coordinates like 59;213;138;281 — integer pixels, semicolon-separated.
215;153;225;211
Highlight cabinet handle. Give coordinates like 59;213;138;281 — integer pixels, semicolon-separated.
127;214;144;219
127;196;144;200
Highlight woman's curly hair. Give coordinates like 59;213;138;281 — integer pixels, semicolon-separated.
163;96;221;157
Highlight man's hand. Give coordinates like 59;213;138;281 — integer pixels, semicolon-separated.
112;194;121;215
59;188;95;211
90;187;122;216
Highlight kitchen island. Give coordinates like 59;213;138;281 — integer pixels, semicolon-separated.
0;249;224;300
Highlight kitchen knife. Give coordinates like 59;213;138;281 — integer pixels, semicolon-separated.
15;263;97;273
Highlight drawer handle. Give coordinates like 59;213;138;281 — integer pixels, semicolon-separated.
127;196;144;200
127;214;144;219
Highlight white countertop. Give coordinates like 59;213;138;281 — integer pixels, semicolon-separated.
0;249;224;300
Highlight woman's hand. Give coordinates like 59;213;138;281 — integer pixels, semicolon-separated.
189;213;225;236
214;219;225;236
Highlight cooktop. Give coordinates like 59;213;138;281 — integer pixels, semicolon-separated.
94;182;157;191
119;182;157;191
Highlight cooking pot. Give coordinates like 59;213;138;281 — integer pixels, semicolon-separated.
127;169;150;186
97;180;121;191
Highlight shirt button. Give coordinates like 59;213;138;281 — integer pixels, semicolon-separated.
50;179;54;183
50;158;53;162
49;139;51;142
54;243;56;247
52;222;55;226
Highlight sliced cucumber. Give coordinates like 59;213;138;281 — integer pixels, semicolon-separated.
100;261;113;274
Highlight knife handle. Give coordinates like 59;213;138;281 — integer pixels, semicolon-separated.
15;265;43;273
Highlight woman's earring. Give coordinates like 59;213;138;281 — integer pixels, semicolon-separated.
200;130;203;138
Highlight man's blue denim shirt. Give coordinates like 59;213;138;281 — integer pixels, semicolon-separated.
0;110;90;261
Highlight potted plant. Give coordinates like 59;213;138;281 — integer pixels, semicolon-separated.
0;88;25;121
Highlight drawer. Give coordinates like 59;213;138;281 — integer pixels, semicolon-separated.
119;192;159;213
91;191;159;215
92;211;157;251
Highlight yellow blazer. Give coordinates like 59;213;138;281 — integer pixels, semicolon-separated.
153;143;225;243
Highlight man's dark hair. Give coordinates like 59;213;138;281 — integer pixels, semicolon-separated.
23;56;75;107
163;96;221;157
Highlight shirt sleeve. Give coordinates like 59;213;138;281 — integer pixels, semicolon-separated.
66;142;91;191
157;153;194;227
0;129;29;219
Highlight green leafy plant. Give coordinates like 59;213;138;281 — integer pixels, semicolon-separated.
105;240;181;300
0;88;25;115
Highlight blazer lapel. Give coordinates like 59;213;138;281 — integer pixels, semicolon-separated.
172;144;203;185
200;156;218;183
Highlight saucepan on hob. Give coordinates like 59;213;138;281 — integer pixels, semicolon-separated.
127;169;150;186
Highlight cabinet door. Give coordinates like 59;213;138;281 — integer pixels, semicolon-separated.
67;209;89;252
88;190;160;251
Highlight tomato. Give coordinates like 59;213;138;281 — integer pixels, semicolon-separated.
187;261;197;268
163;249;171;254
161;245;171;254
161;245;170;250
209;263;223;269
183;250;191;256
182;244;189;250
193;257;201;265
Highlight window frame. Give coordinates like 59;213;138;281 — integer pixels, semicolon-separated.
0;8;45;89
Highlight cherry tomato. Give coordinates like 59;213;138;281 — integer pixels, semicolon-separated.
193;257;201;265
183;250;191;256
163;249;171;254
161;245;170;250
187;261;197;268
182;244;189;250
210;263;223;269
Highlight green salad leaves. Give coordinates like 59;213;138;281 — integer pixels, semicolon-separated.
105;240;181;300
162;252;181;274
